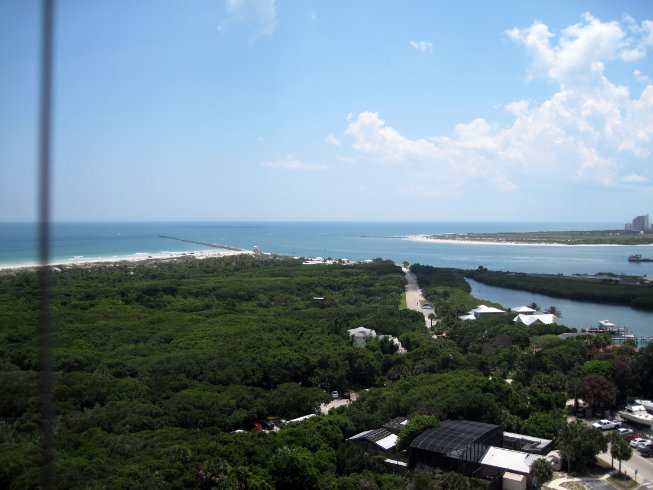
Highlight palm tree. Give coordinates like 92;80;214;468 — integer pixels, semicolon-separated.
609;431;632;477
544;305;562;318
529;302;540;312
428;313;436;329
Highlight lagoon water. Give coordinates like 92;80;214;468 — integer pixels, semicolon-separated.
467;278;652;341
1;221;652;338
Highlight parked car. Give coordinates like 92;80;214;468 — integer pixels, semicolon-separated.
637;439;652;449
639;445;653;457
422;303;433;309
629;437;646;447
341;391;350;399
259;420;275;431
617;428;633;437
592;419;622;430
330;391;339;400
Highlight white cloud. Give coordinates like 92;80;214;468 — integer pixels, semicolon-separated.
261;157;328;171
342;13;653;196
410;40;433;52
622;173;649;183
634;69;651;84
218;0;277;36
325;134;341;146
505;12;653;85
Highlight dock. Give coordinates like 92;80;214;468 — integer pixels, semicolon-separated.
158;235;247;252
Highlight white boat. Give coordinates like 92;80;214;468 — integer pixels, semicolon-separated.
619;405;653;427
634;399;653;414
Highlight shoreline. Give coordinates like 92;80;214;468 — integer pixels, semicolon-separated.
0;248;253;272
402;235;653;247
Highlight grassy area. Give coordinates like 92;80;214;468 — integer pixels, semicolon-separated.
608;474;637;490
400;290;407;310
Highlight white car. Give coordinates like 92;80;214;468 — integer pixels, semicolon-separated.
617;428;633;437
637;439;652;449
592;419;621;430
630;437;646;447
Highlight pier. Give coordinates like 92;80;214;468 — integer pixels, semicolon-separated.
158;235;247;252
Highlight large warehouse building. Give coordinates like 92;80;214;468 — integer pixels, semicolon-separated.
409;420;503;475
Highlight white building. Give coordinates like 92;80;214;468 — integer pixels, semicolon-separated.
459;305;506;321
513;314;557;326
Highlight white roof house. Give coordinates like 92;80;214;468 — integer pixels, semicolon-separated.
513;314;557;326
511;306;537;314
480;447;540;475
460;305;506;321
459;313;477;321
471;305;505;319
348;327;405;352
348;326;377;338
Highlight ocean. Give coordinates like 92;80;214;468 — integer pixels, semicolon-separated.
2;221;652;276
1;221;652;339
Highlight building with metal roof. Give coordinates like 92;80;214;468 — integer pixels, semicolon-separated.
348;428;398;453
382;417;408;434
503;432;553;455
409;420;503;475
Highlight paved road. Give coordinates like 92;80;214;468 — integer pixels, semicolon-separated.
597;450;653;485
403;267;433;328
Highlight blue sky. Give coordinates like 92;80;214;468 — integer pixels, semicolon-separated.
1;0;652;222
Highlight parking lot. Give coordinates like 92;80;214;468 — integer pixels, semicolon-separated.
320;392;358;414
576;414;653;484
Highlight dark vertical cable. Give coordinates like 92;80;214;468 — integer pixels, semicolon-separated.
38;0;55;488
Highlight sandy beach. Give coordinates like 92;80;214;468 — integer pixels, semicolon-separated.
402;235;653;247
0;248;253;272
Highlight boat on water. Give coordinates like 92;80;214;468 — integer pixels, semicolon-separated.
634;399;653;414
628;254;653;262
619;404;653;427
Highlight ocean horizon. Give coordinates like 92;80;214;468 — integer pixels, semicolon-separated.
0;220;648;273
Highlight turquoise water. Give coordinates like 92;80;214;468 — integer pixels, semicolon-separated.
1;221;652;277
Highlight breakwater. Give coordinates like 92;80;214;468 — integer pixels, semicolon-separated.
158;235;246;252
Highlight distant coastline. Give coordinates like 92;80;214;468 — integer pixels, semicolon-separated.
0;249;252;272
403;230;653;247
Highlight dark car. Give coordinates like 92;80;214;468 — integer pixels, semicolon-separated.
259;420;275;431
341;391;350;400
639;445;653;457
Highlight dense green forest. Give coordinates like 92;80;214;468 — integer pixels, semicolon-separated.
465;269;653;311
1;257;653;489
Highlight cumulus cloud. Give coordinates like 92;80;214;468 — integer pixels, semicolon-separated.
505;12;653;85
410;40;433;52
218;0;277;36
342;13;653;194
325;134;342;146
622;173;649;183
261;157;328;171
